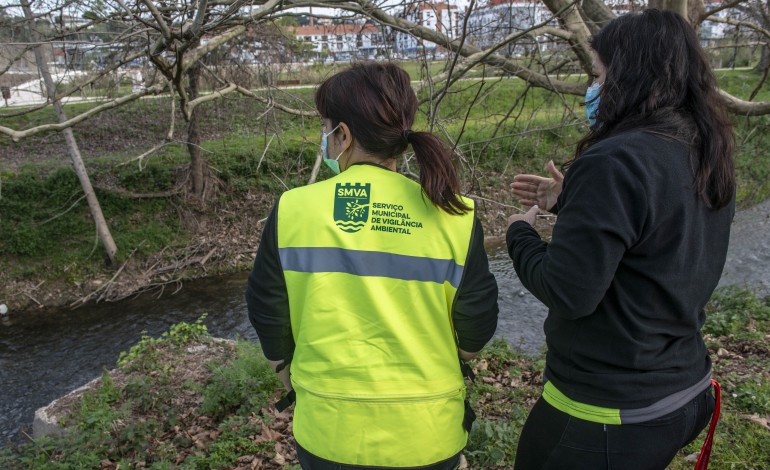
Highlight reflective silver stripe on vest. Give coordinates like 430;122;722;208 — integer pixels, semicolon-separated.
279;247;465;288
619;371;712;424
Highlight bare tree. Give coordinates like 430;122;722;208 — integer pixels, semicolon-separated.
19;0;118;265
727;0;770;93
3;0;770;284
4;0;770;148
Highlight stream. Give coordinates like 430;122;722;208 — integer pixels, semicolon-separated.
2;197;768;447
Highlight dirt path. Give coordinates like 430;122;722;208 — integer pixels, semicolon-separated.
719;197;770;295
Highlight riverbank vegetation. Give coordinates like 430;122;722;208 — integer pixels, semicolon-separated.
2;68;770;313
1;287;768;469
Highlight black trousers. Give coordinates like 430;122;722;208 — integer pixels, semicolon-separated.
295;442;461;470
514;385;716;470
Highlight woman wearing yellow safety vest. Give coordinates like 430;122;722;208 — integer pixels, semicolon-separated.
246;63;499;469
507;10;734;469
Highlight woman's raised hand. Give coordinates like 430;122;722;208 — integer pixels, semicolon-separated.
511;160;564;211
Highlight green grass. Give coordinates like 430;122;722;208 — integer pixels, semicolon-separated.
2;288;767;468
703;286;770;340
716;69;770;102
0;164;184;280
0;318;284;469
1;68;770;296
472;288;770;469
464;339;543;468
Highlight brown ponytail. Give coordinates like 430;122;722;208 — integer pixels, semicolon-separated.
407;132;471;215
315;62;470;215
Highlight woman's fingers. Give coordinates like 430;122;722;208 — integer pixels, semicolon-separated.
546;160;564;183
512;182;535;192
511;183;539;207
518;198;538;207
512;189;537;203
512;180;545;198
513;174;545;185
513;169;561;210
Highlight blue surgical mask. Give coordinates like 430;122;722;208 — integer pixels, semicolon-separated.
321;124;342;174
585;82;601;126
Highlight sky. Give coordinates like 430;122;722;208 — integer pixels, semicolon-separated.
0;0;476;16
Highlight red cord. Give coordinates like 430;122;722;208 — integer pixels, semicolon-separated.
695;379;721;470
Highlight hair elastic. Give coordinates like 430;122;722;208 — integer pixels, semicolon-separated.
401;129;414;143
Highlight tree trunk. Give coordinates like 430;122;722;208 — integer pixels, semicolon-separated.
186;62;205;197
687;0;705;35
649;0;688;20
580;0;616;34
648;0;702;33
755;45;770;72
542;0;594;75
20;0;117;266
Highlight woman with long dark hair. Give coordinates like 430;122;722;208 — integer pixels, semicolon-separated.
507;10;734;469
246;62;498;469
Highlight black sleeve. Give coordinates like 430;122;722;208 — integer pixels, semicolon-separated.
549;196;561;215
245;202;294;362
506;154;647;320
452;217;499;352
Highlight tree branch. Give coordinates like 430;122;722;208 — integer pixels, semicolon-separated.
579;0;616;32
720;88;770;115
0;82;169;142
422;3;578;96
182;0;283;70
346;0;584;95
140;0;173;40
542;0;593;75
185;83;238;114
701;0;747;23
234;85;318;116
705;15;770;41
190;0;210;37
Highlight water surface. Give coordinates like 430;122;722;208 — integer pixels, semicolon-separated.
3;197;768;446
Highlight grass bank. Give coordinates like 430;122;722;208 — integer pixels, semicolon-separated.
1;69;769;312
1;286;768;468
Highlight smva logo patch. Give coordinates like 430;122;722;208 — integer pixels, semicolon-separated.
334;183;370;232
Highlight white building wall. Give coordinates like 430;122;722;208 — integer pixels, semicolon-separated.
466;1;552;55
293;25;387;61
396;3;459;57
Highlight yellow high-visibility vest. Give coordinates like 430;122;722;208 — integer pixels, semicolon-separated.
277;164;475;466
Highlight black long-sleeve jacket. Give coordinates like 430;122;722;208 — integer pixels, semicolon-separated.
507;131;734;408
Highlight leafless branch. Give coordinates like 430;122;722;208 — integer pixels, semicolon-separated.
421;1;579;100
706;15;770;41
70;245;140;307
0;81;170;142
234;85;318;116
37;194;87;226
701;0;748;22
720;88;770;115
120;142;175;170
258;133;277;173
140;0;173;39
345;0;585;95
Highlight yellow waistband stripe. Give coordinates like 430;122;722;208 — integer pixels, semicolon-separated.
542;381;622;425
